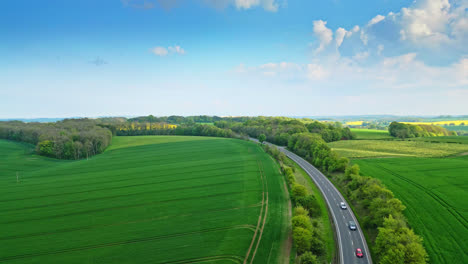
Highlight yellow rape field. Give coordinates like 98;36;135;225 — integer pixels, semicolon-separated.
401;120;468;126
345;121;364;126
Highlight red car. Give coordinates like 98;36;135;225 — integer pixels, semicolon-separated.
356;248;364;258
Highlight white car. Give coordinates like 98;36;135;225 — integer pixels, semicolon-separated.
340;202;347;209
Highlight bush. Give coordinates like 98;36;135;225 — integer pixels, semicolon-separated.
299;251;318;264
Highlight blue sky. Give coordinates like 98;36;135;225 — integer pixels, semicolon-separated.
1;0;467;118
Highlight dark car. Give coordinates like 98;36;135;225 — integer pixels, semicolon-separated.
349;221;357;230
356;248;364;258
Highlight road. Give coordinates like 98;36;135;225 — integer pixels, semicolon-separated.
251;139;372;264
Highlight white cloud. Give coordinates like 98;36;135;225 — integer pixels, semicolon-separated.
152;45;186;56
360;30;368;45
307;64;329;80
335;28;348;48
368;14;385;26
234;0;279;12
234;53;468;91
168;45;185;54
313;20;333;53
152;46;168;56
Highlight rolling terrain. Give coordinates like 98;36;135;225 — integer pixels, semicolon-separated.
329;132;468;264
329;139;468;158
0;136;289;264
355;157;468;264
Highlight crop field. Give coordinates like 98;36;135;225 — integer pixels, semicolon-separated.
328;140;468;158
402;120;468;126
406;136;468;144
345;121;364;126
0;136;288;264
350;128;393;140
354;157;468;264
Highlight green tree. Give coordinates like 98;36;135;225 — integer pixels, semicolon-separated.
292;184;307;198
294;206;309;216
293;227;312;254
258;133;266;143
299;251;318;264
292;215;313;231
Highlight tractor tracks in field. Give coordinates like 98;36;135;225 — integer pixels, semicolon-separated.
243;161;269;264
0;226;254;262
166;254;244;264
374;163;468;258
375;164;468;229
0;204;260;241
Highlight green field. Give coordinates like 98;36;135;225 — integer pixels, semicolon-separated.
0;136;289;264
350;128;393;140
406;136;468;144
329;140;468;158
354;157;468;264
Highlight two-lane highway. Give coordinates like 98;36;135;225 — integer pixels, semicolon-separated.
251;138;372;264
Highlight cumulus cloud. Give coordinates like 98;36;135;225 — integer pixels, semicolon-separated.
314;0;467;63
313;20;333;53
368;15;385;26
335;28;348;48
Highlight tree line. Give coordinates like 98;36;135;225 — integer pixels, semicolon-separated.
389;121;456;138
0;119;112;160
263;144;325;263
336;164;427;263
217;117;355;146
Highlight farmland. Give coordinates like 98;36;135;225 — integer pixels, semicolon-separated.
354;157;468;264
0;136;289;264
350;128;393;140
329;139;468;158
402;120;468;126
406;136;468;144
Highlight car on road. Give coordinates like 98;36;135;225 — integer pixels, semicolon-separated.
340;202;347;209
349;221;357;230
356;248;364;258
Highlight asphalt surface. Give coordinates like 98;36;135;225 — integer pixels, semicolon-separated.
251;139;372;264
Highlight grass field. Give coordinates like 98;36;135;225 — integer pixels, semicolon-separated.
350;128;393;140
354;157;468;264
329;140;468;158
0;136;289;264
